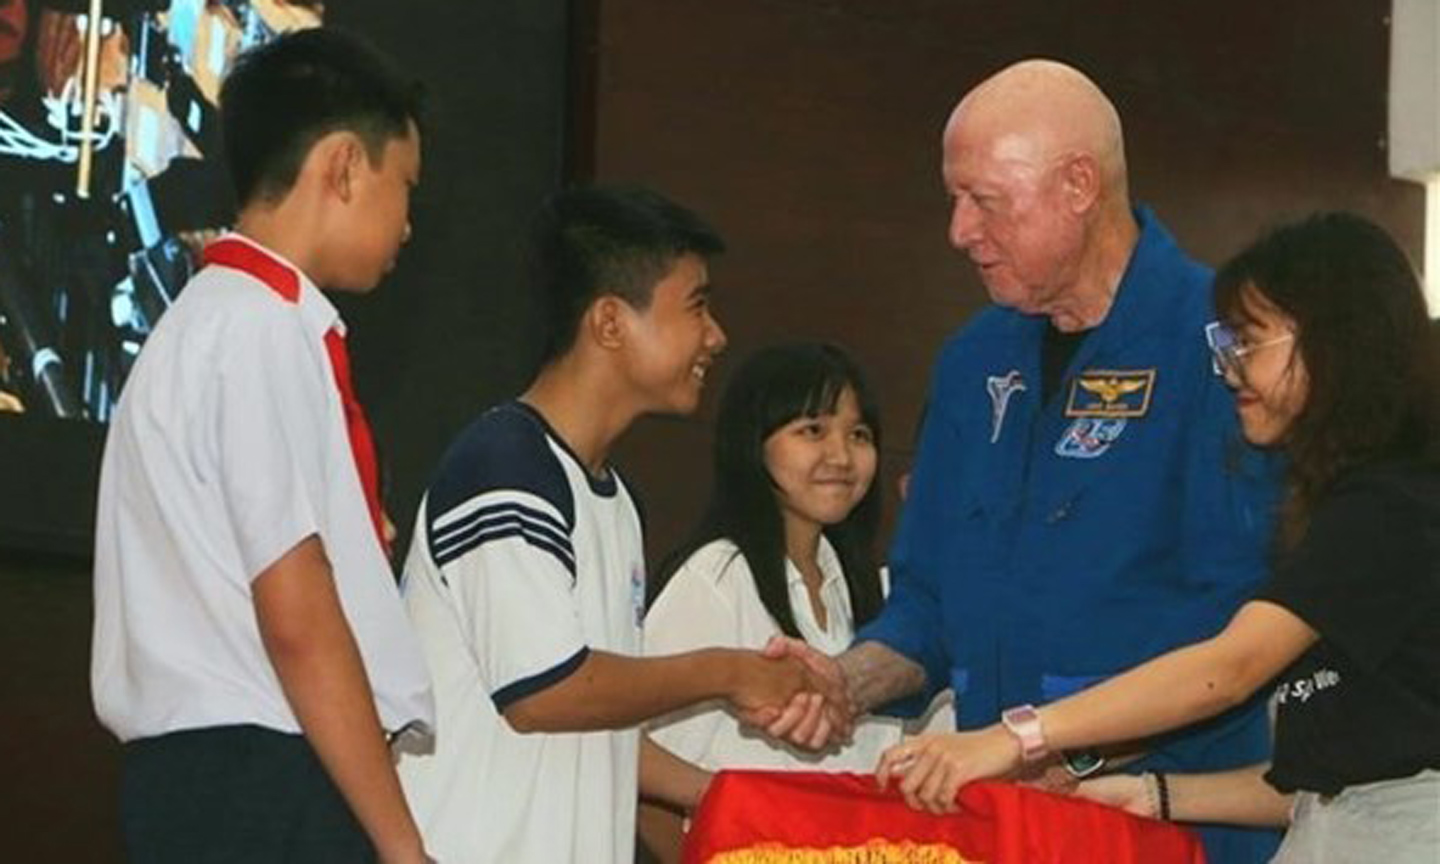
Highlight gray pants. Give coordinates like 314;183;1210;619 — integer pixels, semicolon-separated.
1271;769;1440;864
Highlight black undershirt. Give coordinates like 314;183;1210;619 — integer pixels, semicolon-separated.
1041;323;1090;404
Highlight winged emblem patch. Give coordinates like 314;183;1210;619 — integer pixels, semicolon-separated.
1065;369;1156;418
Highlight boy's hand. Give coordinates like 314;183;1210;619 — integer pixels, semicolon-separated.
376;842;435;864
724;640;855;751
254;536;428;864
728;651;807;717
759;636;856;749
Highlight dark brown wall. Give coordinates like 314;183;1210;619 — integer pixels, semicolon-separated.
587;0;1422;563
0;553;121;860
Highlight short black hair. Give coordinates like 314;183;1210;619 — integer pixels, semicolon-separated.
526;184;725;365
220;27;423;206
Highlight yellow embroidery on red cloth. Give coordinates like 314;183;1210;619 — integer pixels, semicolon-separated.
706;839;980;863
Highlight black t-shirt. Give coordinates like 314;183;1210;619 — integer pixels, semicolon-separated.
1258;461;1440;796
1041;324;1089;405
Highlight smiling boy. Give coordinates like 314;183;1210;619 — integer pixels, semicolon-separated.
396;185;825;863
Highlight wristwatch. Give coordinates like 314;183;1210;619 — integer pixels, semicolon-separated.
1062;748;1107;778
1000;704;1049;763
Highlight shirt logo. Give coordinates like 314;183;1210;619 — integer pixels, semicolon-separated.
631;563;647;630
1275;668;1341;706
1065;369;1156;419
986;370;1027;444
1055;417;1128;459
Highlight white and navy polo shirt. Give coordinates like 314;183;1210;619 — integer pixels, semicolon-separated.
397;400;645;864
91;234;434;742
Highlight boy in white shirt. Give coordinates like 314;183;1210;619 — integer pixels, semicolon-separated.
398;185;833;863
92;28;434;863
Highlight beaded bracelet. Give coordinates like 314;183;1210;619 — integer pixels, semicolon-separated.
1152;771;1171;821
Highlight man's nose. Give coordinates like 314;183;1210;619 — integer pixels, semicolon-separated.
948;197;981;250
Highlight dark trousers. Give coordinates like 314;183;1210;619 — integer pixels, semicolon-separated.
121;725;376;863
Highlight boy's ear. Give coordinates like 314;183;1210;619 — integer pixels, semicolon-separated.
317;132;365;203
588;296;627;350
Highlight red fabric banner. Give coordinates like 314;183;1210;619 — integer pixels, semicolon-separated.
684;771;1207;864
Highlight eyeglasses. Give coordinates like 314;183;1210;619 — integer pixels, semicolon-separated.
1205;322;1295;383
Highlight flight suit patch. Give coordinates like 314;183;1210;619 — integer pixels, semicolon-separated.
1064;369;1156;419
1055;417;1128;459
985;370;1027;444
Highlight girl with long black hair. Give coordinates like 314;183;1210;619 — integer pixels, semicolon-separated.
645;342;934;769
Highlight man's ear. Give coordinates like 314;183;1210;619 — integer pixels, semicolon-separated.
1060;153;1101;214
587;295;628;350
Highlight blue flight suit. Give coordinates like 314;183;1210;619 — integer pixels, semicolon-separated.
861;208;1284;864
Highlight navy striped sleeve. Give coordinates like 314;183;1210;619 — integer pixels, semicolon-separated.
424;402;576;575
492;647;591;712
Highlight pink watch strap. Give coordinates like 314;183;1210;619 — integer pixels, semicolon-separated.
1001;704;1048;762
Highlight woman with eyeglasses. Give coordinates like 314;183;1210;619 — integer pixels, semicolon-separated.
873;212;1440;863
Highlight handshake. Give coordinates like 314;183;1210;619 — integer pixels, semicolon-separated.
728;636;857;751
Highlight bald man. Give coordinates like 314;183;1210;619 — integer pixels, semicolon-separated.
774;60;1284;864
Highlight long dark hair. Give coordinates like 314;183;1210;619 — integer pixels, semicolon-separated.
1214;211;1440;548
651;343;886;638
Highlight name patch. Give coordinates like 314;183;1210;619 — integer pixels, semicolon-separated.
1064;369;1156;419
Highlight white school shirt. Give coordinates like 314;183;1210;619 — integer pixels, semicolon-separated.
91;234;433;741
644;538;953;774
397;401;644;864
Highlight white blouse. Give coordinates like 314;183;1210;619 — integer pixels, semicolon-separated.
644;538;952;773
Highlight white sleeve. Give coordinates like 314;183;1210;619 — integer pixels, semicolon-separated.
215;313;329;581
436;490;587;710
645;542;751;656
643;544;748;768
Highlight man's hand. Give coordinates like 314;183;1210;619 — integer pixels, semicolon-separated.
874;726;1023;814
1014;756;1077;795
